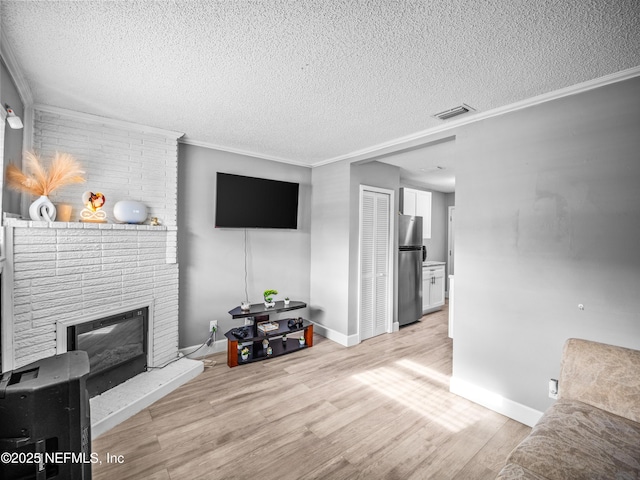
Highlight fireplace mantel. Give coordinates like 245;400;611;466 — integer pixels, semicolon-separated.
4;217;176;231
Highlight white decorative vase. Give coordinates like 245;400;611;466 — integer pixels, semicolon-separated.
113;200;147;224
29;195;57;222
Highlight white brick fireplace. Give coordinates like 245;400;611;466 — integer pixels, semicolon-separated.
0;106;202;437
4;221;178;370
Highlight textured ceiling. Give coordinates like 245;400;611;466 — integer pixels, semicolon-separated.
1;0;640;172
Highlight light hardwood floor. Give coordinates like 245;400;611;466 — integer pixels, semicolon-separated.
92;303;530;479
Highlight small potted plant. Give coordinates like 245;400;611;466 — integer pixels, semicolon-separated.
263;289;278;308
282;333;287;345
299;336;305;346
284;297;290;306
240;346;250;361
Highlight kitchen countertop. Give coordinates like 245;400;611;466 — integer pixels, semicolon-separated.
423;261;446;267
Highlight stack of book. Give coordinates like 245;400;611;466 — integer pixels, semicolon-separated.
257;322;279;333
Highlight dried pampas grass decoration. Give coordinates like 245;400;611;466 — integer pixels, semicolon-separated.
6;151;85;196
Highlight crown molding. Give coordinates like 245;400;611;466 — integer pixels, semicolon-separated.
0;29;34;106
179;137;311;168
181;66;640;168
34;104;184;140
311;65;640;168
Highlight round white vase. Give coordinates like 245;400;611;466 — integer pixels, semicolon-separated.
113;200;147;224
29;195;57;222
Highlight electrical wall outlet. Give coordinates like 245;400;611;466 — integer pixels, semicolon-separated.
548;378;558;399
206;320;218;347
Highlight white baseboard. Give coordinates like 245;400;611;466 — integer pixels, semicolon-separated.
449;376;543;427
311;322;360;347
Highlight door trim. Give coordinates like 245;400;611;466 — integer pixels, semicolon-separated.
357;185;395;343
447;205;455;295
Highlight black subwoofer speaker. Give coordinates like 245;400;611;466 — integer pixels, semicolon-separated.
0;351;92;479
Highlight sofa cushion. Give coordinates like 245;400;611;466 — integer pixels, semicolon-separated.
559;338;640;423
504;399;640;480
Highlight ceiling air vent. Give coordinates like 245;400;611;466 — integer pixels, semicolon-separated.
433;104;475;121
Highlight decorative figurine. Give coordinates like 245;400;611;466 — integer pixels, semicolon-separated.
80;191;107;223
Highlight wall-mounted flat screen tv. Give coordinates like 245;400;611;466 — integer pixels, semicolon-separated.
215;172;299;229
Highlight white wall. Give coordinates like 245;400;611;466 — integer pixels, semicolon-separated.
177;143;311;347
309;159;401;344
32;106;179;225
451;76;640;419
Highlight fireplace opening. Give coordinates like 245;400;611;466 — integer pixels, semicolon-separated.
67;307;148;397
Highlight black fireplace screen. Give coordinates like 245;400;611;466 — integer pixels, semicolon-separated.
67;307;148;397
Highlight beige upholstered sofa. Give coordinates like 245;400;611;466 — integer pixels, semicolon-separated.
497;338;640;479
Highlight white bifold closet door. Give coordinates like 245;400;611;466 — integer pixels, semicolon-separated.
359;189;391;341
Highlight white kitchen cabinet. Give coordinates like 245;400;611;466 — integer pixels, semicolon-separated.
422;264;445;314
401;187;432;239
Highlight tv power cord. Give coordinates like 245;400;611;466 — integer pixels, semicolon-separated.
148;325;218;369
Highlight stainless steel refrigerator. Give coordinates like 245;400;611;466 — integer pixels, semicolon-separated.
398;215;425;326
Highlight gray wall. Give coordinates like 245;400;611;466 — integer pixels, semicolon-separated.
177;143;311;347
1;57;24;215
349;161;401;336
309;159;401;340
452;76;640;413
309;160;351;337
